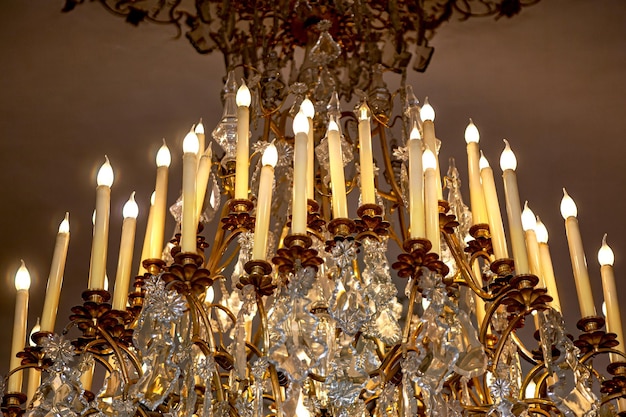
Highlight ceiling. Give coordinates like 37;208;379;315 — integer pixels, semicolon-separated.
1;0;625;374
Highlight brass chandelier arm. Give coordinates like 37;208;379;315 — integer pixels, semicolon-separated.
511;332;539;366
375;122;405;208
92;327;134;383
442;231;495;301
205;202;232;272
490;310;533;373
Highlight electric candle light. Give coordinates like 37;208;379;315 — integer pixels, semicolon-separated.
521;202;542;280
195;120;205;160
182;128;200;253
40;212;70;333
252;143;278;260
195;144;213;225
479;152;508;259
292;110;309;235
420;97;442;199
561;188;596;319
205;286;215;304
89;157;114;290
26;319;41;402
464;119;488;225
9;260;31;394
598;234;625;363
408;124;425;239
139;191;156;275
150;140;171;260
535;217;562;311
300;98;316;200
500;139;529;274
112;192;139;311
423;146;439;254
357;102;376;205
235;80;251;200
327;118;348;219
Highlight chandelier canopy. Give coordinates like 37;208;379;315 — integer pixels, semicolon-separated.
2;1;626;417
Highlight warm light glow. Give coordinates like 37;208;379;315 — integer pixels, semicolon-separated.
420;97;435;121
464;119;479;143
521;201;536;232
194;121;205;135
293;110;309;135
328;119;339;132
97;156;114;187
15;260;31;291
123;192;139;219
236;81;251;107
560;188;577;219
422;147;437;170
479;151;490;170
205;286;214;304
150;191;156;206
156;139;171;167
92;209;96;226
104;274;109;291
602;301;607;317
525;380;537;399
59;212;70;234
499;139;517;171
598;233;614;266
358;102;371;121
535;217;549;244
409;124;421;141
300;98;315;119
261;143;278;167
29;319;40;347
183;129;200;154
295;390;311;417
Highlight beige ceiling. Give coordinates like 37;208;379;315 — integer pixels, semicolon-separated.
0;0;625;373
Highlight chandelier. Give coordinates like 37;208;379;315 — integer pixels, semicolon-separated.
3;1;626;417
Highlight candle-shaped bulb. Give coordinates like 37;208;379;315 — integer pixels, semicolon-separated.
409;123;421;140
560;188;577;219
358;102;371;121
262;143;278;167
195;120;205;134
29;318;40;347
97;156;114;187
15;260;31;291
420;97;435;121
535;217;549;243
499;139;517;171
183;129;200;154
205;286;215;304
293;111;310;135
59;212;70;234
598;234;614;266
300;98;315;119
521;201;536;232
123;192;139;219
464;119;480;143
328;118;339;133
422;146;437;170
236;81;251;107
156;139;171;167
479;151;490;170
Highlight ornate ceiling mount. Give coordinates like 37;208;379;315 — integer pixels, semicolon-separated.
63;0;540;101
